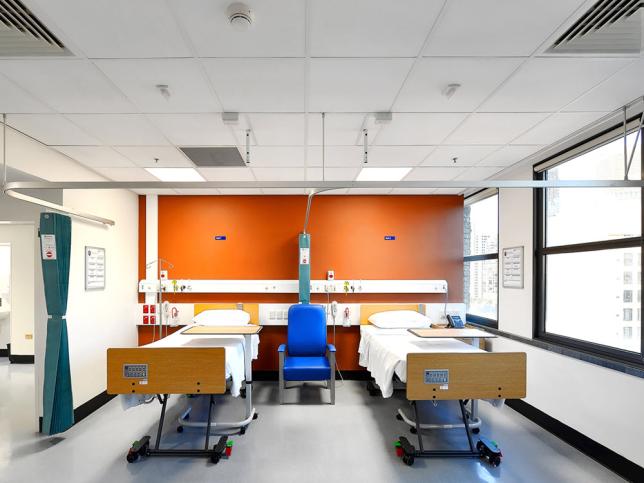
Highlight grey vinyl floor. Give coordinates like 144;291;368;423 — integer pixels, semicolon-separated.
0;359;625;483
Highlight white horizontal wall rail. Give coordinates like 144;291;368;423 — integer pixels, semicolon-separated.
138;279;448;294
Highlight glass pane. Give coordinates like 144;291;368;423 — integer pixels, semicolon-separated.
545;247;641;353
464;195;498;256
545;131;641;247
464;259;498;320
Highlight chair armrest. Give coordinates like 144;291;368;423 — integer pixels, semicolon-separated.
278;344;287;353
326;344;336;353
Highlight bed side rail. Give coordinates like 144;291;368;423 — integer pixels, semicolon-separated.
406;352;526;401
107;347;226;395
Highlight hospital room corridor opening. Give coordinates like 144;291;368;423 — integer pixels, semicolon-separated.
1;0;644;482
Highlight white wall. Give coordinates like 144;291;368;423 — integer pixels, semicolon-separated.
495;165;644;467
0;224;35;356
0;244;10;350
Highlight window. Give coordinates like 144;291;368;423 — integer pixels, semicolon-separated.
536;126;643;362
464;193;498;327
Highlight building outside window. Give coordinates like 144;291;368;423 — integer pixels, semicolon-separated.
464;193;498;327
535;127;642;361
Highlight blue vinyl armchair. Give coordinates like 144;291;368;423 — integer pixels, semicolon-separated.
278;304;336;405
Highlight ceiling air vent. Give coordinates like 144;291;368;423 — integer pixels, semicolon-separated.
0;0;70;56
180;147;246;167
548;0;644;54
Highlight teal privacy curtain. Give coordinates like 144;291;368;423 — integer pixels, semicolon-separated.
40;212;74;434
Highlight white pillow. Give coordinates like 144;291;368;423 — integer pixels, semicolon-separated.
192;309;250;326
368;310;430;329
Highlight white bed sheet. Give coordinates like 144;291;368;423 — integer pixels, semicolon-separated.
120;326;259;409
358;326;482;398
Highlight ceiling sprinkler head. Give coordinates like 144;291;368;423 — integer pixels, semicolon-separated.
452;156;458;164
442;83;461;99
227;3;254;31
156;84;170;100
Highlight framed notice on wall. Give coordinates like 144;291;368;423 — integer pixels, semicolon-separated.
85;246;105;290
502;246;524;289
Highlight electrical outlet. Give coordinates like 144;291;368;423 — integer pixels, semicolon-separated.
25;333;33;340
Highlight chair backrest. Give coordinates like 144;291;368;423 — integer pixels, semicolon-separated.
287;304;327;356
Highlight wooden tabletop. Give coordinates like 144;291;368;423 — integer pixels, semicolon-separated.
408;328;496;339
182;325;263;335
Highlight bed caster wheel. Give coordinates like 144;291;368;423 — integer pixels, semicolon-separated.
402;454;414;466
253;413;259;420
472;427;480;434
409;427;417;434
211;453;221;464
476;441;484;452
395;414;403;421
239;426;246;435
490;455;502;467
126;451;139;463
177;426;184;433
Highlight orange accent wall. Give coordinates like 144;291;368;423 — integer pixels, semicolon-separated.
155;195;463;303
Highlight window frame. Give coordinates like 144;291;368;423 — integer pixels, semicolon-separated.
534;121;644;366
464;190;499;328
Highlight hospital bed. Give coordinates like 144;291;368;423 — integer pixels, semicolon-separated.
358;304;526;466
107;304;261;464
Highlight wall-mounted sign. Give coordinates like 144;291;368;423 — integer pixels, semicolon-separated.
214;235;227;241
384;235;396;241
502;246;524;289
41;234;57;260
85;246;105;291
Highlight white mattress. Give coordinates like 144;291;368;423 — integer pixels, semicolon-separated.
358;326;482;398
120;325;260;409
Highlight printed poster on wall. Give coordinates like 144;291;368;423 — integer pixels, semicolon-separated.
502;246;524;289
85;246;105;290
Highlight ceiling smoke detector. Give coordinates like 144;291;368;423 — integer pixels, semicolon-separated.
227;3;254;31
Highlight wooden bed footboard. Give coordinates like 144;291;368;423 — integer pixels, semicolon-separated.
406;352;526;401
107;347;226;395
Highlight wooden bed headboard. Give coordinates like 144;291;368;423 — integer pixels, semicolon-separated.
193;303;259;325
359;304;424;325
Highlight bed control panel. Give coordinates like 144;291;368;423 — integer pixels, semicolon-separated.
123;364;148;379
424;369;449;385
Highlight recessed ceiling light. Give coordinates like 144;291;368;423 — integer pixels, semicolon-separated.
145;168;204;182
356;167;411;182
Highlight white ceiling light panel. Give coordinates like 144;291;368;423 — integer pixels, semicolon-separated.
146;167;205;182
356;167;411;181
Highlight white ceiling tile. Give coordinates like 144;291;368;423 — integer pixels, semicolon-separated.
512;112;608;145
309;58;413;112
199;167;255;181
308;0;441;57
148;114;236;146
375;113;467;145
67;114;169;145
565;58;644;112
114;146;193;168
0;60;135;113
307;113;367;145
477;145;545;167
367;146;434;166
446;113;549;145
432;188;464;195
54;146;134;168
174;189;221;195
218;188;264;195
252;167;305;181
307;146;363;167
170;0;305;57
346;188;393;194
481;58;632;112
95;59;220;113
394;57;522;112
306;167;360;181
245;114;305;146
202;59;305;112
8;114;100;145
423;145;500;167
0;75;51;113
404;167;466;180
247;146;306;167
454;167;502;181
28;0;191;58
93;167;158;181
424;0;585;56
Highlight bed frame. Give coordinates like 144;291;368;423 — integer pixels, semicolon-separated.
107;347;231;464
